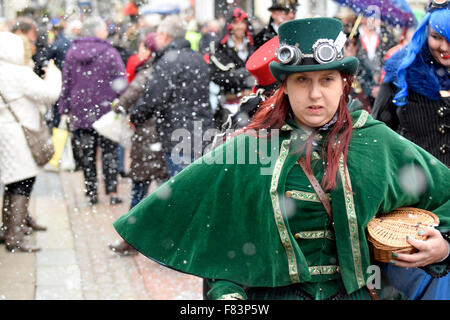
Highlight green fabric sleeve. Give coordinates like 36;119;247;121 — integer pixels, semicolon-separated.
207;279;248;300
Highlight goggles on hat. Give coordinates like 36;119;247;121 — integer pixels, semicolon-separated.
427;0;450;12
276;31;347;65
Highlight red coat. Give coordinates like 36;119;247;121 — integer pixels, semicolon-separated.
126;54;140;83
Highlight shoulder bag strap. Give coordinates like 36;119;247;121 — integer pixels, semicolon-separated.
0;91;21;125
0;91;45;129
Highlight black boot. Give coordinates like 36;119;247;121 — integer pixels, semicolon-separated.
109;196;123;205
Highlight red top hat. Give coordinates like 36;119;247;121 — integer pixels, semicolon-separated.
245;36;279;87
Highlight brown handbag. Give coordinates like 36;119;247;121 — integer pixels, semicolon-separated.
298;157;380;300
0;91;54;166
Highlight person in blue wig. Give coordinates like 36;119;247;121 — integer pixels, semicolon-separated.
372;0;450;300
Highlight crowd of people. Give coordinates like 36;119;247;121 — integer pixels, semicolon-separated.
0;0;448;300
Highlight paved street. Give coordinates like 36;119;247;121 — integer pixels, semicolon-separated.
0;164;203;300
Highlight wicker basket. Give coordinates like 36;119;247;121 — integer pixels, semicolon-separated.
367;207;440;263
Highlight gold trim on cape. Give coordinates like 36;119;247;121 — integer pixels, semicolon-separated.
270;135;300;283
295;230;335;240
286;190;331;203
311;151;321;160
308;265;340;276
219;293;246;300
281;124;294;131
338;154;365;288
352;110;369;129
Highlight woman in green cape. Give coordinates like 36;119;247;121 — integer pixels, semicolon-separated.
113;17;450;300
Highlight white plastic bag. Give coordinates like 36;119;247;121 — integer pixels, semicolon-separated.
60;135;76;171
92;111;133;149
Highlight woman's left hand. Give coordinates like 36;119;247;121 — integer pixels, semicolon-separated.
390;227;449;268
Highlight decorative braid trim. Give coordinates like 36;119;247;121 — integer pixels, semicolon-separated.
219;293;245;300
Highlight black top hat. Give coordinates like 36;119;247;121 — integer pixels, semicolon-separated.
269;0;299;11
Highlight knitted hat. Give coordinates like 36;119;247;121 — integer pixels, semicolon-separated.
269;17;359;82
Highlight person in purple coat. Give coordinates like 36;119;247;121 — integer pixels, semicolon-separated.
58;16;127;206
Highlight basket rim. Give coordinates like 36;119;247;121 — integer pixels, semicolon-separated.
367;207;439;248
372;207;439;222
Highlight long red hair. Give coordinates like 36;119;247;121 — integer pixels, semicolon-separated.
243;73;354;191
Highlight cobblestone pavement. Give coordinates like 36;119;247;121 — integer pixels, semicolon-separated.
0;165;203;300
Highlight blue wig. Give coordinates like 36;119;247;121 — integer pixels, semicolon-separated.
383;9;450;106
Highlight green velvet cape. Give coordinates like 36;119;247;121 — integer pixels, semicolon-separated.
113;110;450;295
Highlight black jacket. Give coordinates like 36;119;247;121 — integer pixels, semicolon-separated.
209;39;256;96
130;38;213;158
372;82;450;166
45;31;72;70
253;22;277;50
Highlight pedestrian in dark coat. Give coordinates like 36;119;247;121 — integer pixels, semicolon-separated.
372;5;450;299
253;0;298;50
46;19;72;71
130;15;214;178
58;16;127;206
112;33;168;191
199;19;221;54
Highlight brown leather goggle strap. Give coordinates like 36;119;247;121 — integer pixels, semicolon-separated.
297;157;380;300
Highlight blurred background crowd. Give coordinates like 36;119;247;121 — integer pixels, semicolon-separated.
0;0;430;113
0;0;439;252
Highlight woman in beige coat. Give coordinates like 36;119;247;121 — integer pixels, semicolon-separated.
0;32;62;252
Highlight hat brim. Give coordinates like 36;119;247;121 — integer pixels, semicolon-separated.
269;7;296;10
269;56;359;82
268;4;299;11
